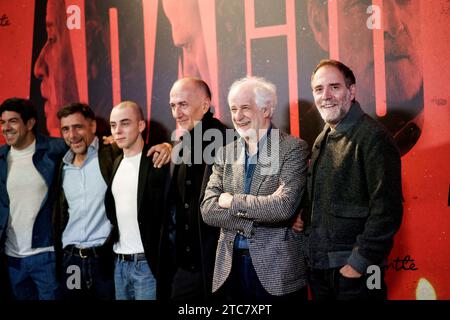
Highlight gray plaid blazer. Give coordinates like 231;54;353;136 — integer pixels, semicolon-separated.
200;129;308;296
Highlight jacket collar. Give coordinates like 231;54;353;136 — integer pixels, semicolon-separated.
62;136;99;165
0;133;48;158
0;144;9;158
328;101;364;136
187;109;214;135
312;101;364;150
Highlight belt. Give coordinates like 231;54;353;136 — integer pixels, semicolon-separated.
116;253;147;262
64;245;104;259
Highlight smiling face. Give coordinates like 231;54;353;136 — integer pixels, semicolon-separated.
60;112;96;159
169;79;209;131
33;0;79;136
228;83;271;141
311;65;355;127
0;111;35;150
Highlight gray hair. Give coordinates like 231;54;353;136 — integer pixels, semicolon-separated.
228;76;277;116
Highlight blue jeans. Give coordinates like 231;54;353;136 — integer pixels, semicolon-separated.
61;246;115;300
7;251;60;300
114;256;156;300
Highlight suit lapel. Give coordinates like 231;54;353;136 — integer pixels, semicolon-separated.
310;125;330;170
98;144;113;184
137;147;150;215
307;125;330;197
164;161;175;201
250;130;278;195
111;154;124;184
231;142;245;194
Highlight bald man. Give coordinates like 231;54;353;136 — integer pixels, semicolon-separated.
105;101;168;300
158;78;227;301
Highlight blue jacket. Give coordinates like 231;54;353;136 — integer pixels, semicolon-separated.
0;135;67;251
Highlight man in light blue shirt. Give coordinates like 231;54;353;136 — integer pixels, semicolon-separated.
54;103;118;300
61;138;112;250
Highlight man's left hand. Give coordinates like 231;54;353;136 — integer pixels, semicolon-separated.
340;264;362;278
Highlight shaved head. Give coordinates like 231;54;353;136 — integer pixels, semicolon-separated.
169;77;211;131
113;100;145;121
110;100;146;156
172;77;211;100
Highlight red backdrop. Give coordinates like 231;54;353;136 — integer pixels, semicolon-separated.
0;0;449;299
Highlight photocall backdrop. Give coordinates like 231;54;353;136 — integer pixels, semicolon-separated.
0;0;448;299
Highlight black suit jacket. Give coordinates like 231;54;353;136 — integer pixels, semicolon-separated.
104;143;168;276
158;112;228;301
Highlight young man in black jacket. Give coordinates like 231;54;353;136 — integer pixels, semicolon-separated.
105;101;168;300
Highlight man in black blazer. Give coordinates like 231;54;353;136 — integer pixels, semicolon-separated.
158;78;227;302
105;101;168;300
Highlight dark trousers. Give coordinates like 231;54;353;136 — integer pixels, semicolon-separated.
308;267;387;300
222;249;308;303
168;267;224;302
61;245;115;300
170;267;204;301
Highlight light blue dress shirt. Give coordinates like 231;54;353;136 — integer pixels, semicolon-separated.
61;137;112;248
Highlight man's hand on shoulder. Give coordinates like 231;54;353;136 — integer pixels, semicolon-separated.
102;135;115;145
147;142;172;168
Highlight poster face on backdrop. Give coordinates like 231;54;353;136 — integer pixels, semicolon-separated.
0;0;449;299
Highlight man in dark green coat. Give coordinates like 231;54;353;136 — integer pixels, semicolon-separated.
303;59;403;300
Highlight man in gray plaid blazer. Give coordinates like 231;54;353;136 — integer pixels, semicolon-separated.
200;76;309;302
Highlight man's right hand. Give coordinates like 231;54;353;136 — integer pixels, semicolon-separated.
147;142;172;168
102;135;115;145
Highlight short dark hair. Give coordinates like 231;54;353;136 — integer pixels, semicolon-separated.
312;59;356;88
0;98;38;133
57;102;96;121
